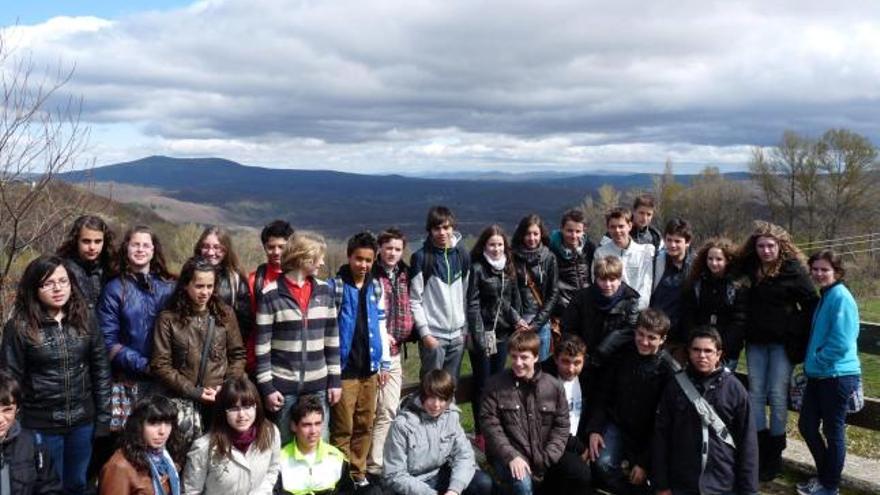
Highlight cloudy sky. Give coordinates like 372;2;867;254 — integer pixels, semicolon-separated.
2;0;879;174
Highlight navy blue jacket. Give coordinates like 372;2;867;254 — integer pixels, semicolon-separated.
97;273;175;378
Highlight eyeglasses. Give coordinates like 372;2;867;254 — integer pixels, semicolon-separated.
40;279;70;291
201;244;226;254
225;404;256;414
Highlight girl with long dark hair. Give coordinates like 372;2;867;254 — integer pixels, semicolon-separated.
56;214;116;309
466;224;524;447
681;237;748;370
151;257;246;444
99;395;184;495
98;226;176;403
511;214;559;361
182;376;280;494
193;226;253;339
1;255;112;494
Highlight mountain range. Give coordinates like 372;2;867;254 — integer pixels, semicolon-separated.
62;156;749;238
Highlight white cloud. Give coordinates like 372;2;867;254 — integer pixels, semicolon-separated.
7;0;880;172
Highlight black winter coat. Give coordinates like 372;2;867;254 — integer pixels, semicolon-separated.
586;348;672;469
746;258;818;362
514;246;559;330
467;258;522;339
64;258;106;310
561;284;640;368
214;267;254;341
1;316;112;433
682;273;749;362
0;422;62;494
549;233;595;316
652;367;758;495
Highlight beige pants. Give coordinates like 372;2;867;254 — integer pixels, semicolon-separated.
330;374;379;480
366;354;403;475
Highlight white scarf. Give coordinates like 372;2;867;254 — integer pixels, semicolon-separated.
484;253;507;271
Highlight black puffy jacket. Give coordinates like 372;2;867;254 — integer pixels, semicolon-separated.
214;267;254;341
64;257;106;310
513;246;559;331
561;284;640;368
586;348;672;469
681;273;749;361
467;258;522;339
1;316;112;433
745;258;818;361
548;231;596;316
0;422;62;494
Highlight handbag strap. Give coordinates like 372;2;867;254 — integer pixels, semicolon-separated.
523;267;544;307
196;316;216;388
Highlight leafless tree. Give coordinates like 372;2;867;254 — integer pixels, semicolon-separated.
0;36;92;319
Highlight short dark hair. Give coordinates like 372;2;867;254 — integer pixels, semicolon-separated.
808;249;845;279
688;326;723;351
560;209;585;227
637;308;671;337
508;330;540;357
420;369;455;402
0;370;21;406
605;207;632;225
632;193;656;210
346;231;379;257
554;334;587;358
425;206;456;231
290;395;325;425
663;217;693;242
260;220;294;245
377;227;407;249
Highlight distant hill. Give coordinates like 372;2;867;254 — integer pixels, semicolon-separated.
63;156;749;238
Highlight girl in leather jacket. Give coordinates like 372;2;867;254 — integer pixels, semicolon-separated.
151;258;246;443
1;255;112;494
192;226;254;341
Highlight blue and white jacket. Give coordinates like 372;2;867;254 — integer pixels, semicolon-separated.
329;267;390;374
409;233;471;340
805;281;861;378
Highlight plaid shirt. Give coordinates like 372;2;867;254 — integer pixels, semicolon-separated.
374;262;412;355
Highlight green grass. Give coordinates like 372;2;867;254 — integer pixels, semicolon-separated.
401;342;477;432
858;297;880;322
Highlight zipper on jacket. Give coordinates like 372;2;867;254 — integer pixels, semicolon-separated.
444;247;453;332
57;321;72;427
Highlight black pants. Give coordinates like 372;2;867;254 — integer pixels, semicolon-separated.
542;450;592;494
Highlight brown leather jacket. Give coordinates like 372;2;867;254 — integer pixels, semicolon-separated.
479;368;570;479
151;307;246;400
99;450;172;495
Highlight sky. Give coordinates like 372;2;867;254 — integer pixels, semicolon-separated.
2;0;879;174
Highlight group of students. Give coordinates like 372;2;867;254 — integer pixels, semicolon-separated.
0;192;863;495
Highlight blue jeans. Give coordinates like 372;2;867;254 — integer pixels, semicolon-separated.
536;322;552;362
594;421;632;493
470;338;509;434
425;466;495;495
40;422;94;495
798;375;860;491
746;343;792;435
492;458;534;495
275;390;329;446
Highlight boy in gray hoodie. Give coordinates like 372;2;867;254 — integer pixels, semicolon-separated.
409;206;471;381
382;370;494;495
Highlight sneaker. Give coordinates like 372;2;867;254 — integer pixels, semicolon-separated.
796;477;820;495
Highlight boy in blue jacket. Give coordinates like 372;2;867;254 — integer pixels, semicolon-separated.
329;232;391;488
